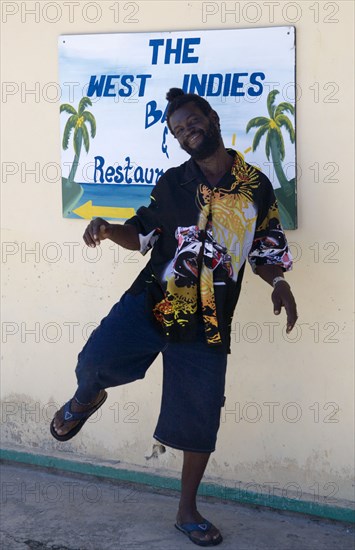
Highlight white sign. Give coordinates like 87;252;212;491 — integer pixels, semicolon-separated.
59;27;297;228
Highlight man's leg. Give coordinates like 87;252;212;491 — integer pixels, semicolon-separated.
177;451;222;544
154;328;227;545
51;289;165;439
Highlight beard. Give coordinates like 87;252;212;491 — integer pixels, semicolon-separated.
180;120;221;161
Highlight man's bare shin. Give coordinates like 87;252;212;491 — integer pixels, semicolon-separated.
179;451;211;511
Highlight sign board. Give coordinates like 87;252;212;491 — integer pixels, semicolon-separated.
59;27;297;228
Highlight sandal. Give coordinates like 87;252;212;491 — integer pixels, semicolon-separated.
50;391;107;442
175;519;223;546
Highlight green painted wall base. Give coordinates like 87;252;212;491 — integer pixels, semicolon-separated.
1;448;354;524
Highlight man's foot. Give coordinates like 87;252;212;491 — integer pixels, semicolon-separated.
50;390;107;441
176;509;222;546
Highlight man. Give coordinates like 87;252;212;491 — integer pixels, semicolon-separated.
51;88;297;546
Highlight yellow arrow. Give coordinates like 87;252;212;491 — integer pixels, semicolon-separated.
73;201;135;220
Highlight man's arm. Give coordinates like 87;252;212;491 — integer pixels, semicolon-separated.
83;217;140;250
255;264;298;334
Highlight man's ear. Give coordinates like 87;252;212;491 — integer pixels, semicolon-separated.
210;110;220;127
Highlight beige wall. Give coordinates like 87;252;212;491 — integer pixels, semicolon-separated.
1;1;354;503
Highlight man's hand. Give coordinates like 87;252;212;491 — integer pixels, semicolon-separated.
272;281;298;333
83;218;111;247
83;218;140;250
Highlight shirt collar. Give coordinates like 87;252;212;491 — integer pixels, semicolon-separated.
179;148;238;187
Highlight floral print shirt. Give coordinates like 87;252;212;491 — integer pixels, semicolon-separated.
125;149;292;352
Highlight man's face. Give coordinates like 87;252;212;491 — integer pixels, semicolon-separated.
169;102;221;161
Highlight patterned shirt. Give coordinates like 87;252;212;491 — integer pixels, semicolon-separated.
125;149;292;352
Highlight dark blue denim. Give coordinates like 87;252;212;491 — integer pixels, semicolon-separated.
75;289;227;452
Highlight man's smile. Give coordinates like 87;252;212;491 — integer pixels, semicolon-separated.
186;131;203;147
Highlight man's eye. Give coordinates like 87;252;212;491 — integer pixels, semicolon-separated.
175;128;183;137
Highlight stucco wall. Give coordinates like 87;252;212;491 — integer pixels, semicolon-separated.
1;1;354;504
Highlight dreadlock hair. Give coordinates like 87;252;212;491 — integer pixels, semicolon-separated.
165;88;213;134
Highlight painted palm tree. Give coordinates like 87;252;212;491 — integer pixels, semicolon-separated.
60;97;96;215
246;90;296;228
61;96;96;182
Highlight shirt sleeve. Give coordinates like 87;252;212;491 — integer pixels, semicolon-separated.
248;175;293;273
124;178;164;256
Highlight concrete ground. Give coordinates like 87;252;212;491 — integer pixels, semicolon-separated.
0;463;354;550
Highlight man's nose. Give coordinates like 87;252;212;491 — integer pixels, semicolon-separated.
184;124;197;138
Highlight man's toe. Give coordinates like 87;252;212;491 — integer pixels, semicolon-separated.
191;525;221;544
